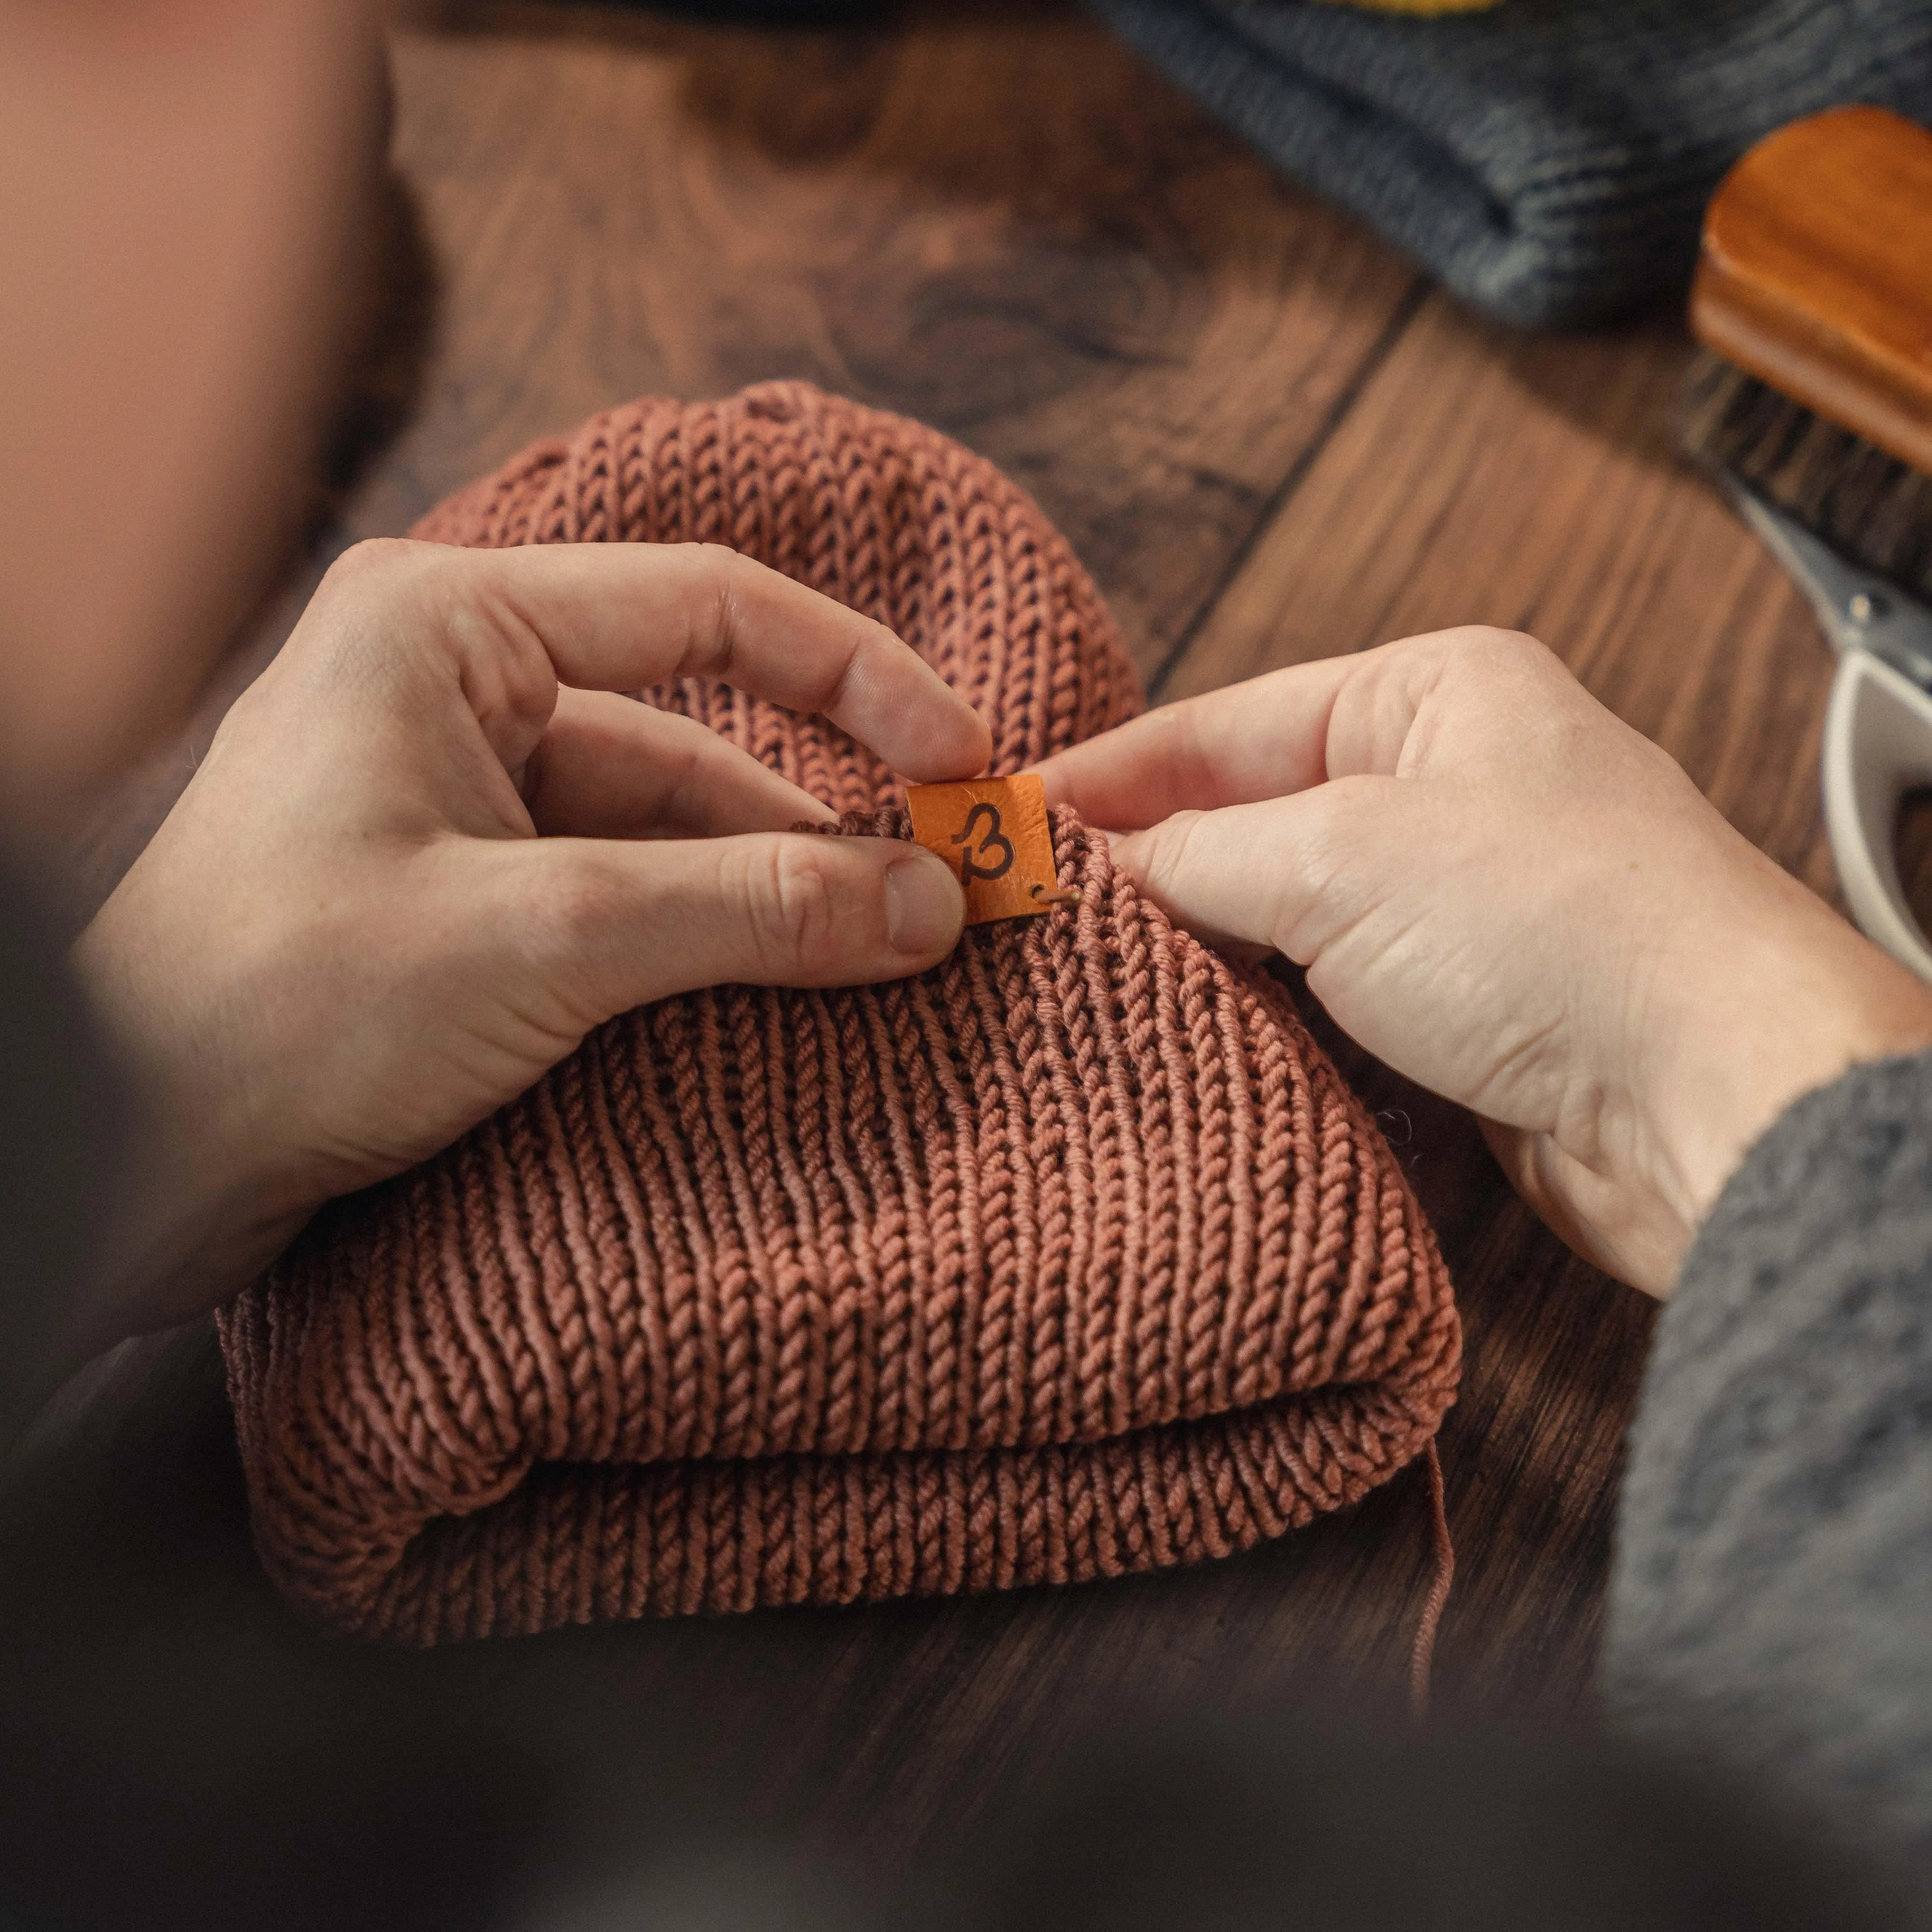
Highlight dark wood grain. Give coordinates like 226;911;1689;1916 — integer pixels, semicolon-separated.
1160;291;1842;887
3;4;1850;1925
357;1;1421;681
72;0;1420;909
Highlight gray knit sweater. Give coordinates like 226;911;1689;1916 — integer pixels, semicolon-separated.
1090;0;1932;328
1606;1052;1932;1879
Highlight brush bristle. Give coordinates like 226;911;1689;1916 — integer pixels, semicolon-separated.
1683;351;1932;606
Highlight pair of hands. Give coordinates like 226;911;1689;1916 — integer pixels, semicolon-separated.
74;540;1932;1359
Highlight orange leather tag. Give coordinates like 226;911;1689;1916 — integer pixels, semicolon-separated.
907;774;1063;926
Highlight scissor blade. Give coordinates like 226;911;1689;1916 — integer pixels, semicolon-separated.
1726;480;1932;692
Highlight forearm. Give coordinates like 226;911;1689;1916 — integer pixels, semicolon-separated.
1604;1050;1932;1871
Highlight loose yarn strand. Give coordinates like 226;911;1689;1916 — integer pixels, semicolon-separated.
1407;1438;1456;1721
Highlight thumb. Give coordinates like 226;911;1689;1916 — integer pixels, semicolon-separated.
1108;778;1396;966
500;831;967;1020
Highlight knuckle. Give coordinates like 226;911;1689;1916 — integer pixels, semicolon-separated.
1447;623;1543;668
314;536;421;606
302;541;448;693
1130;809;1220;906
751;839;845;976
459;587;559;713
1148;807;1210;881
683;542;752;651
533;850;619;956
1484;627;1563;682
685;541;745;577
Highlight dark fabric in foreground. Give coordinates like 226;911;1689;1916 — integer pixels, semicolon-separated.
1607;1051;1932;1897
1088;0;1932;327
0;856;123;1445
956;1719;1896;1932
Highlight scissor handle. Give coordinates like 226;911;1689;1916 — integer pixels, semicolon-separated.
1823;649;1932;984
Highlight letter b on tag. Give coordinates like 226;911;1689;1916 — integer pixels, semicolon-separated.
907;775;1060;926
951;802;1015;884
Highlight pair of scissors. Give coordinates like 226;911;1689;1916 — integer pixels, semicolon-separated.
1731;482;1932;983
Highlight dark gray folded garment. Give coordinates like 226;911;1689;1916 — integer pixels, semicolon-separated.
1089;0;1932;328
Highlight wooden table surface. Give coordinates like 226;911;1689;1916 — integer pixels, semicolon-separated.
3;4;1865;1926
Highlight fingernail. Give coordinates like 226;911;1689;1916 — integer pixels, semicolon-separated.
884;852;964;956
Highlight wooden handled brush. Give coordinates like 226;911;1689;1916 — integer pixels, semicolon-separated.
1683;105;1932;980
1695;105;1932;476
1686;106;1932;611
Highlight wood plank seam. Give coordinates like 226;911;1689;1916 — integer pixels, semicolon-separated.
1146;277;1430;702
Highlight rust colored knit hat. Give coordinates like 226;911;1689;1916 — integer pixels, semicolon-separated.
220;383;1460;1645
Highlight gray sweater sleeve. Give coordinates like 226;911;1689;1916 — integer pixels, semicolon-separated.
1604;1051;1932;1869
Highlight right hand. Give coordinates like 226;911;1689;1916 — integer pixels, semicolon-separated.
1037;627;1932;1294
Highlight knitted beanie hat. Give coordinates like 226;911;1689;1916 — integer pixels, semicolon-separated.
219;383;1460;1646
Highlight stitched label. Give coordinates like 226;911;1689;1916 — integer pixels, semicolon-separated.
907;775;1061;925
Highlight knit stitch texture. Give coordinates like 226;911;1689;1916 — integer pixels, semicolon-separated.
219;382;1460;1644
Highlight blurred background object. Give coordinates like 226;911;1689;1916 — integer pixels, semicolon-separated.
1089;0;1932;327
0;1;388;830
1679;107;1932;978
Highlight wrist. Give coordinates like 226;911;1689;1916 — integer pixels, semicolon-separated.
70;914;314;1349
1639;880;1932;1269
73;1122;311;1358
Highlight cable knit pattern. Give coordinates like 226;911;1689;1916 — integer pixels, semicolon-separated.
219;383;1460;1644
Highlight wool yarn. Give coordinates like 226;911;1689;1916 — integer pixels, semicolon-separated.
408;380;1139;805
219;382;1460;1646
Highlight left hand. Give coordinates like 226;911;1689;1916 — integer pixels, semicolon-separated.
73;537;990;1349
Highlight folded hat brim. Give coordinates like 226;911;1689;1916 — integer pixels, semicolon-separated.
222;811;1459;1644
